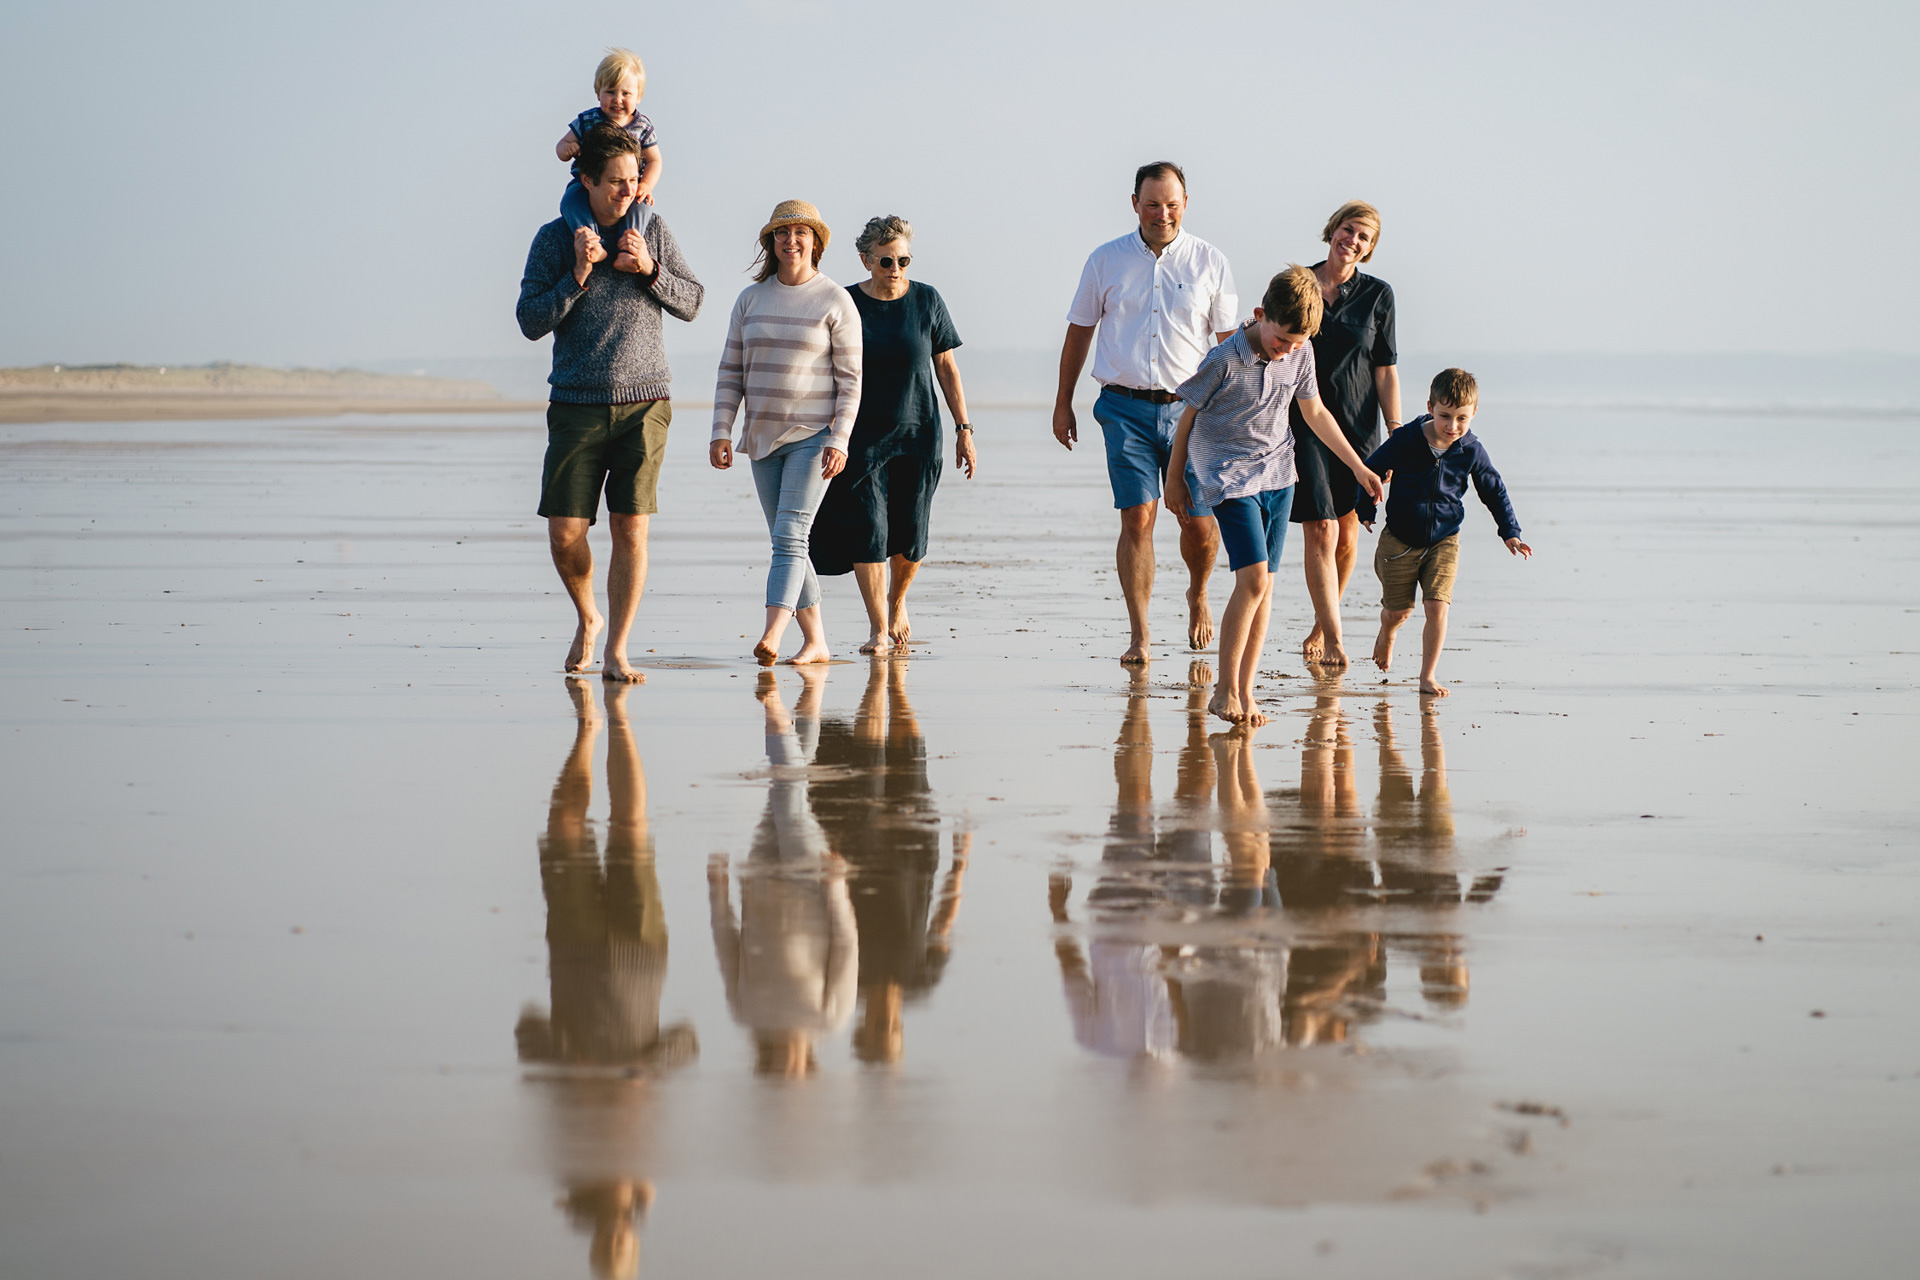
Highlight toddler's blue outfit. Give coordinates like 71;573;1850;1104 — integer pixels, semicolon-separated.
559;108;658;241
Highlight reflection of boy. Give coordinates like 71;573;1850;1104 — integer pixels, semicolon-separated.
1357;367;1531;697
1165;267;1383;725
556;48;664;269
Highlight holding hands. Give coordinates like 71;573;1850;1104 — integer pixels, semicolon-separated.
612;227;654;276
571;225;605;286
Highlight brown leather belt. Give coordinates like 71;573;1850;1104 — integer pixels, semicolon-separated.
1105;385;1180;404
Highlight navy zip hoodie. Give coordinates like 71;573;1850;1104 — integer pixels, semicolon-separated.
1354;416;1521;547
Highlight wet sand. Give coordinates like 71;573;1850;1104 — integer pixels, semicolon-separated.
0;364;536;422
2;405;1916;1277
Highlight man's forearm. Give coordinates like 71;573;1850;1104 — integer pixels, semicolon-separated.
1056;324;1094;406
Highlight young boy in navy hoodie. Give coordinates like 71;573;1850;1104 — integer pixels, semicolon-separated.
1356;368;1531;697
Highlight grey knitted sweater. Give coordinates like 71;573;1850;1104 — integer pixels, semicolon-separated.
516;214;704;404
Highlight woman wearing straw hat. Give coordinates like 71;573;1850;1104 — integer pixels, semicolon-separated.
809;214;978;654
711;200;863;664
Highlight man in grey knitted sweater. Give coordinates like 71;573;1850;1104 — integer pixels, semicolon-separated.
518;124;703;682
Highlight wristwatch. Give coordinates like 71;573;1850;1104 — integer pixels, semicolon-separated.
955;422;973;433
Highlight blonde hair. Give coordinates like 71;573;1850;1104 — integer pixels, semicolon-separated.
1259;265;1325;336
1320;200;1382;262
594;48;646;95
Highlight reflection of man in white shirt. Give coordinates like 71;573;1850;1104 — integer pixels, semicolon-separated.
1054;162;1238;665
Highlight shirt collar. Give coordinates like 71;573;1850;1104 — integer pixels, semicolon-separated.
1135;228;1186;257
1229;324;1261;365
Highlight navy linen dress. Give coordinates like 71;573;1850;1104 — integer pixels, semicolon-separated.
809;281;962;575
1288;268;1397;523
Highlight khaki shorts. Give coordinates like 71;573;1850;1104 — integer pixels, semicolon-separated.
538;399;672;522
1375;529;1459;609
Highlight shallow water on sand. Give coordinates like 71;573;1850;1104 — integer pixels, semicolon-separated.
2;406;1917;1278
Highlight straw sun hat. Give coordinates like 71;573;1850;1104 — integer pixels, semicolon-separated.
758;199;830;247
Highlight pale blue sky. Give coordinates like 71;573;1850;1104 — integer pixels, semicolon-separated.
1;0;1913;370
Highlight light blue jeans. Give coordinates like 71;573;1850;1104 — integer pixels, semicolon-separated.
751;433;830;611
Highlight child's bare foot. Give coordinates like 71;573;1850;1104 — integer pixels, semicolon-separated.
785;642;833;665
889;603;911;648
1186;587;1213;650
1208;690;1244;724
1419;678;1449;698
753;640;778;665
1119;639;1150;666
602;648;645;683
859;630;892;655
1371;628;1396;671
612;251;642;273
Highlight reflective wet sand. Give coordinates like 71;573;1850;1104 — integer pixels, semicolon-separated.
2;407;1916;1277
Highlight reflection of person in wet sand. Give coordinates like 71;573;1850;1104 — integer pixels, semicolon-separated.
805;659;968;1065
516;679;697;1280
709;668;857;1076
1049;663;1219;1059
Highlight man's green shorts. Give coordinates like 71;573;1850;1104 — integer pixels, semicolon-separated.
538;399;672;523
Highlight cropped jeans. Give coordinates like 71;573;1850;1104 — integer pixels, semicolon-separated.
751;433;830;612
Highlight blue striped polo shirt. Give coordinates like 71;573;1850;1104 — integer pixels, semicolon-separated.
1175;325;1319;508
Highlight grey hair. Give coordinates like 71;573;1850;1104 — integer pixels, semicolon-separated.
855;214;913;258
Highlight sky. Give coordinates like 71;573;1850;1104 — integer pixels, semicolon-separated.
1;0;1915;372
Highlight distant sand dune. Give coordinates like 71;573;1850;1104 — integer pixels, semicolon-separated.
0;363;543;423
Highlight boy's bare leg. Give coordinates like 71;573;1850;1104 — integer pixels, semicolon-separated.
1236;574;1273;727
786;604;833;665
1419;600;1450;697
1372;605;1414;671
755;605;792;665
1117;502;1157;664
852;562;892;653
1210;564;1270;725
602;513;648;683
1175;510;1219;651
886;554;920;648
1300;518;1348;667
548;517;605;674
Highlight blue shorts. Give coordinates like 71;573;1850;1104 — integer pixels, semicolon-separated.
1091;387;1185;511
1212;486;1295;572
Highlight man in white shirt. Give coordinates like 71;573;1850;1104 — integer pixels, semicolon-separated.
1054;163;1238;665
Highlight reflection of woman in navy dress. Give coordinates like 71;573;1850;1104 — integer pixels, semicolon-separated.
1289;200;1403;668
809;215;978;656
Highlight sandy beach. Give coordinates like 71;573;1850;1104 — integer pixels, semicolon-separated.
2;403;1915;1277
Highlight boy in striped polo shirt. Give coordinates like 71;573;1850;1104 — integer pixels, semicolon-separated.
1166;267;1385;725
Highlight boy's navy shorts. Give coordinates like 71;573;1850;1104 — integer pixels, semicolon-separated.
1212;485;1295;572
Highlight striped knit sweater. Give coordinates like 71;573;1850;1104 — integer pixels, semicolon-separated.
710;274;862;460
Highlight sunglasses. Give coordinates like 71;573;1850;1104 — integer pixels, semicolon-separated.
871;254;911;269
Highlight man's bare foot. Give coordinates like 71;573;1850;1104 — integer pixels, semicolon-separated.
1208;690;1244;724
602;651;645;683
1186;587;1213;650
1419;679;1449;698
1314;642;1350;669
859;631;892;655
889;604;911;648
1371;629;1396;671
565;614;604;672
785;643;832;665
1301;625;1325;665
1120;639;1150;665
753;641;779;665
612;252;641;273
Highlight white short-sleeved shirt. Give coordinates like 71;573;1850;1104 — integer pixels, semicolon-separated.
1067;230;1238;393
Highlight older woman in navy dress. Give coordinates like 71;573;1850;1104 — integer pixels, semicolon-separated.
1288;200;1403;668
809;215;978;654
